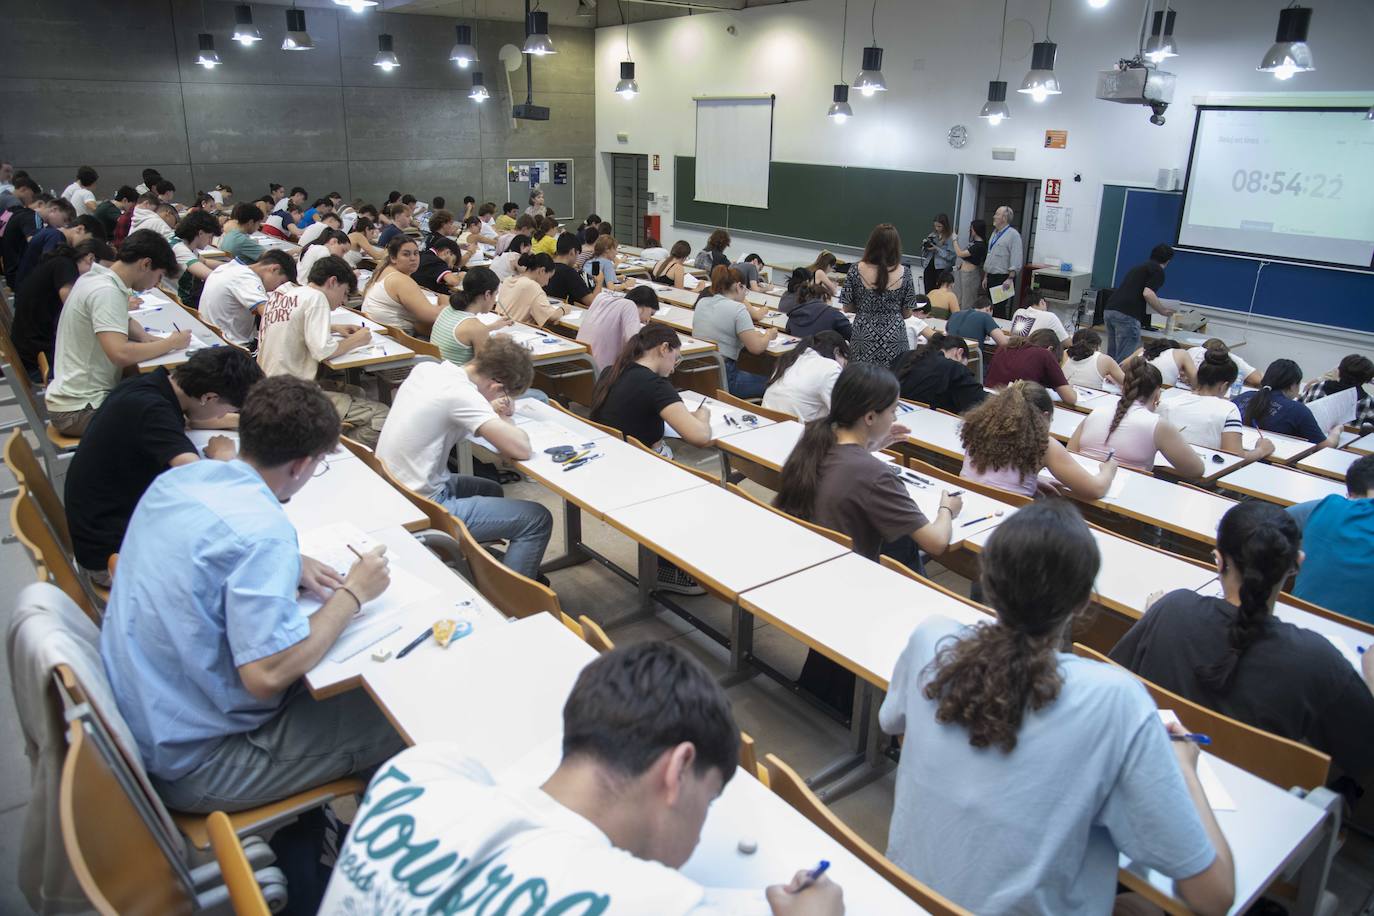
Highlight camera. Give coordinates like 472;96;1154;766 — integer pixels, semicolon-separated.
921;232;938;251
1148;100;1168;126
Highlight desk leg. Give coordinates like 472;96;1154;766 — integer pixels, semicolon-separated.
540;500;594;572
1291;788;1340;916
601;543;657;630
806;680;871;791
719;603;760;688
710;353;727;392
816;685;892;803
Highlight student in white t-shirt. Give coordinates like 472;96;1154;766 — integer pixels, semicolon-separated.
1008;293;1070;342
298;228;350;278
198;250;296;347
1187;339;1261;388
374;338;552;580
319;641;845;916
880;501;1234;916
1139;338;1197;388
903;296;936;349
255;255;390;447
298;212;341;249
763;331;849;421
62;166;99;214
1161;346;1275;462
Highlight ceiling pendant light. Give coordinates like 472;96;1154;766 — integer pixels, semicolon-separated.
1088;0;1109;7
828;0;853;122
980;0;1011;125
852;0;886;96
196;33;221;69
1018;0;1060;102
450;24;478;67
523;10;556;56
282;7;314;51
615;4;637;99
1143;5;1178;63
231;4;261;44
1258;5;1314;80
373;33;399;71
333;0;378;11
469;71;489;102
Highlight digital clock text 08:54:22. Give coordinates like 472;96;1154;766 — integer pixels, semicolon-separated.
1231;170;1343;199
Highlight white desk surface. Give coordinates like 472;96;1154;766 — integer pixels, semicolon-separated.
1216;461;1346;507
1049;405;1085;440
1048;455;1237;545
603;485;851;600
510;397;614;441
490;323;589;360
1238;427;1317;464
183;429;354;465
330;307;387;332
716;419;804;470
323;331;416;369
1296;447;1359;481
651;303;697;332
131;294;227;370
1122;750;1327;916
1347;432;1374;455
675;391;778;442
304;525;505;695
1157;444;1248;483
519;436;713;517
739;552;989;690
766;333;801;354
282;451;427;535
898;403;965;460
677;333;719;357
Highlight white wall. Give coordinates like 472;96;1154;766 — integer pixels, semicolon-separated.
593;0;1374;273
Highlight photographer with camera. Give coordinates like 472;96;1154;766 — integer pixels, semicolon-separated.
921;214;957;296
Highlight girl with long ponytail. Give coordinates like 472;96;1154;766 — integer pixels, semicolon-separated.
1111;499;1374;778
427;266;505;367
881;500;1235;916
590;322;712;452
1159;347;1276;462
1070;356;1204;477
1234;358;1342;446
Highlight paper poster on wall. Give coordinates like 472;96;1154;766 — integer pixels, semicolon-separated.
529;167;541;186
652;154;661;171
1043;205;1074;233
516;165;530;183
1045;178;1062;203
1044;130;1068;149
552;162;568;185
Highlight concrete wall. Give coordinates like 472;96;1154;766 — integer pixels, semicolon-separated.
0;0;594;211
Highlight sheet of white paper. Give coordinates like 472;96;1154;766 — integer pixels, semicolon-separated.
683;273;701;289
1157;711;1236;811
1304;385;1356;434
330;307;386;331
1039;454;1125;499
989;283;1013;304
699;889;770;914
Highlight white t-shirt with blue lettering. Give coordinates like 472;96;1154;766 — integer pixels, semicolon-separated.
879;615;1216;916
319;745;766;915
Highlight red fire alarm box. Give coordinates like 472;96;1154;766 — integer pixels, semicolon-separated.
643;214;660;244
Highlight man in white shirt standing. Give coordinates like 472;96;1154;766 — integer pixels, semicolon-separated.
319;641;846;916
984;205;1024;319
62;165;99;214
375;338;552;580
199;250;296;348
256;255;390;447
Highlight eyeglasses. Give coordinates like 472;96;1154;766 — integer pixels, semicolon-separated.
311;456;332;478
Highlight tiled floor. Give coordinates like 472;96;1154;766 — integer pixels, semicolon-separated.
1;405;1371;914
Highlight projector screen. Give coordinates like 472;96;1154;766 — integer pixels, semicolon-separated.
694;96;774;209
1178;107;1374;269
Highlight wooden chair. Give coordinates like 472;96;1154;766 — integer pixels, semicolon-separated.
877;554;993;617
453;514;563;620
59;714;196;915
5;428;72;551
546;399;626;440
1071;645;1330;791
11;487;100;623
387;326;441;360
0;321;76;476
905;456;1035;507
762;753;971;914
725;482;854;549
558;611;584;639
577;614;615;653
206;812;273;916
714;388;795;422
738;731;768;786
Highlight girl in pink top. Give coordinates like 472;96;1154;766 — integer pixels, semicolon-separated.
576;287;662;372
1070;358;1204;478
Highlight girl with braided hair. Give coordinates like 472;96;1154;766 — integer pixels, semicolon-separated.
881;501;1235;915
1111;500;1374;779
1070;356;1204;477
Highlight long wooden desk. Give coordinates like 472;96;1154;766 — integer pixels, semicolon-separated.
1347;432;1374;455
1216;462;1346;507
1296;448;1359;482
282;450;428;535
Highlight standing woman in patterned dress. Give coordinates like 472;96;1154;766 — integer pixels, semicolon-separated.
840;223;919;365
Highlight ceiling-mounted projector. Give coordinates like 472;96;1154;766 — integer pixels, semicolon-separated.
1096;60;1176;125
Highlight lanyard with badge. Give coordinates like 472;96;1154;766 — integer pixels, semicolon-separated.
988;226;1010;252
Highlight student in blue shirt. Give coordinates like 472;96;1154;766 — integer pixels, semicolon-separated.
880;501;1235;916
1287;454;1374;623
944;294;1009;348
1233;359;1342;446
296;197;334;229
100;376;402;813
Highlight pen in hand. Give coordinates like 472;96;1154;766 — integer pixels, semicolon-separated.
795;860;830;892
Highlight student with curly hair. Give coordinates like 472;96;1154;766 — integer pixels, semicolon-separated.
959;382;1116;499
1112;499;1374;775
881;501;1235;916
1070;357;1204;477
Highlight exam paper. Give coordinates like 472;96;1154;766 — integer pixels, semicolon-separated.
1304;386;1356;435
1158;711;1236;811
1039;454;1126;499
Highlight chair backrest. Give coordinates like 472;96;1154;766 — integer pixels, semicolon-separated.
5;429;73;551
547;399;626;441
339;436;457;532
206;812;271;916
906;456;1035;508
627;436;721;485
877;554;993;618
59;715;195;916
713;388;795;422
0;318;44;416
762;753;971;914
557;611;584;639
737;731;768;785
725;482;854;549
576;614;614;653
452;516;562;620
388;326;441;360
1071;644;1331;791
11;487;99;623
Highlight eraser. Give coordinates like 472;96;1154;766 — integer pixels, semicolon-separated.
371;648;393;662
737;838;758;855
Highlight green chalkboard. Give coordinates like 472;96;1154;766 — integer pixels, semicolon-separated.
1091;184;1129;290
674;157;958;252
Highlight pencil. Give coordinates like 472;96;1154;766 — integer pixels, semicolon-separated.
347;544;364;561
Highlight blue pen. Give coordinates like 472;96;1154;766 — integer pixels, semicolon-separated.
796;860;830;891
1170;733;1212;745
